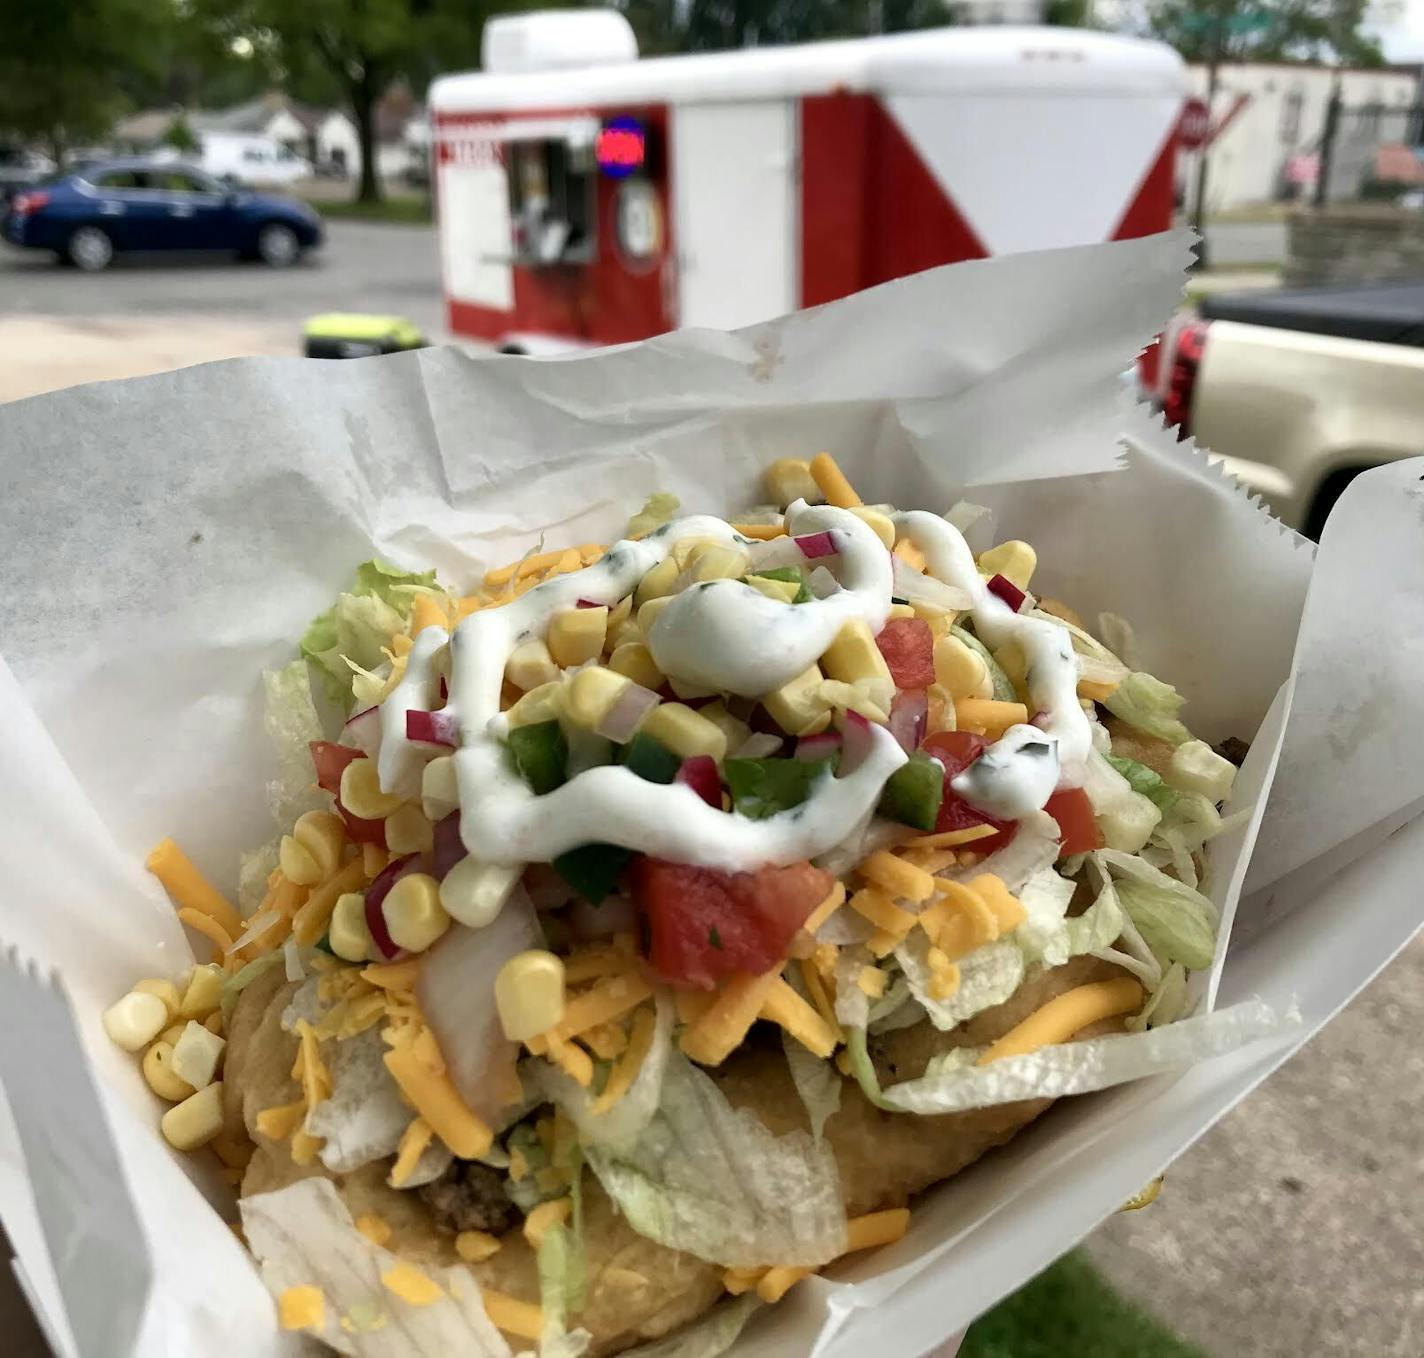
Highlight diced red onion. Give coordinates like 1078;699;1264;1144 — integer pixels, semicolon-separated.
596;680;661;743
341;706;382;758
733;732;783;758
747;536;804;572
675;755;722;807
888;690;929;754
439;676;448;703
225;908;280;956
406;709;459;747
838;710;877;771
1030;710;1051;729
364;853;416;960
807;566;842;599
576;598;603;609
336;799;386;847
725;694;758;721
891;560;974;612
432;811;467;879
795;731;842;761
795;531;838;560
987;574;1027;613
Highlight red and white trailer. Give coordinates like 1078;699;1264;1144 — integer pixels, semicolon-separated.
430;13;1185;352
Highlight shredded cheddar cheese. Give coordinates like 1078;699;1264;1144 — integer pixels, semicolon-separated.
978;978;1144;1065
390;1115;434;1188
278;1285;325;1331
383;1043;493;1159
481;1290;544;1339
381;1261;444;1307
680;967;782;1066
146;838;243;939
591;1005;657;1114
759;978;837;1058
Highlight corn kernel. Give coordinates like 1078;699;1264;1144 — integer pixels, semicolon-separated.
506;639;560;692
887;602;916;620
927;682;956;734
495;949;566;1041
636;594;674;635
382;873;450;954
608;641;665;691
953;698;1029;738
422;755;459;821
547;607;608;669
933;635;989;699
821;679;888;724
668;536;722;569
606;592;633;633
455;1230;502;1263
764;458;822;508
633;557;680;606
179;963;224;1021
385;805;434;855
278;1285;325;1332
505;680;563;728
763;665;833;737
143;1040;195;1102
329;892;374;963
978;540;1037;590
690;545;750;582
821;619;892;688
279;834;322;886
160;1022;187;1046
170;1020;225;1090
160;1081;225;1151
292;810;345;880
362;843;389;879
698;701;751;753
668;675;717;700
440;857;521;929
565;666;631;728
133;978;182;1024
743;574;801;605
339;759;404;820
641;703;728;760
848;506;895;549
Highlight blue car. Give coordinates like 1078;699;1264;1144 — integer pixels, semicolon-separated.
2;159;323;270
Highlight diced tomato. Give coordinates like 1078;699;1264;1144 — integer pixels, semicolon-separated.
876;617;935;690
337;801;387;846
630;857;834;989
1044;787;1103;855
920;730;1008;838
310;740;364;794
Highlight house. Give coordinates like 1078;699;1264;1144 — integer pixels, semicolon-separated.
1179;61;1422;209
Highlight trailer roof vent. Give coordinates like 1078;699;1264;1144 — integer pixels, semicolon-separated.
482;11;639;75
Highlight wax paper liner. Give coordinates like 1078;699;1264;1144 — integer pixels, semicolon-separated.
1;227;1421;1357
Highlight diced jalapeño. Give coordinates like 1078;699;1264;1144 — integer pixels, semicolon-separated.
508;720;567;796
878;752;944;830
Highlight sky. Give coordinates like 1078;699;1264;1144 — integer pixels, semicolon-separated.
1368;0;1424;61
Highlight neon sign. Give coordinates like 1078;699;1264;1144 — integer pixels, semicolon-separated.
596;117;646;178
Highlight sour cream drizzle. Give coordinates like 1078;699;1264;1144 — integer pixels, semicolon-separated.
381;508;905;917
893;511;1091;819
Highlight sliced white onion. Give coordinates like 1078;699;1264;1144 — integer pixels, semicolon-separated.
283;938;305;983
808;565;842;598
226;909;280;956
341;706;382;758
891;557;973;611
566;892;638;942
596;680;661;744
945;500;992;535
747;536;804;572
733;731;783;758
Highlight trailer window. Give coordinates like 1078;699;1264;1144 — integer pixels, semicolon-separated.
507;138;596;265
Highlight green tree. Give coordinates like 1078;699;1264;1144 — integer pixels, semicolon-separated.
1147;0;1385;66
0;0;171;162
191;0;502;203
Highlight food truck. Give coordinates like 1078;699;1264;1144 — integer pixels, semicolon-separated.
429;12;1186;351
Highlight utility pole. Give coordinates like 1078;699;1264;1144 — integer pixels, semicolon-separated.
1314;76;1341;210
1189;0;1227;270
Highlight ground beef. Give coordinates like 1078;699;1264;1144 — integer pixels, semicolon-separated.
417;1159;518;1236
1214;735;1251;768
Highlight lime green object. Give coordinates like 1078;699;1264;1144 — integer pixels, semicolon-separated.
304;313;426;358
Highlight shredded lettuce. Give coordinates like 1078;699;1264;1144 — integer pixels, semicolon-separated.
1097;612;1142;671
782;1030;842;1141
1014;868;1125;970
302;558;436;710
619;1295;762;1358
625;493;680;540
1104;672;1192;747
526;994;674;1152
1104;753;1179;813
897;932;1025;1031
537;1224;586;1345
218;951;282;1024
1126;962;1190;1032
584;1053;847;1269
240;1177;515;1357
1081;750;1161;854
946;809;1060;892
262;659;327;823
874;998;1292;1116
1098;851;1218;972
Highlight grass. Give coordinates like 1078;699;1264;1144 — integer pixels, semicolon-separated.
299;193;432;225
960;1252;1208;1358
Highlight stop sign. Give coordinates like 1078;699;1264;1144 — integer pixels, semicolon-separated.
1178;97;1211;150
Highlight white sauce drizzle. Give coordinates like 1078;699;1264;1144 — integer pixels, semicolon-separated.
893;511;1091;819
373;503;1090;922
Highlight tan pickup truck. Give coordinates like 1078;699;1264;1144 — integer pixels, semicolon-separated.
1142;281;1424;537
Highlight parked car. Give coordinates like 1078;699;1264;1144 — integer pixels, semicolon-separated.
155;132;313;187
0;147;54;206
1141;280;1424;537
1;159;323;270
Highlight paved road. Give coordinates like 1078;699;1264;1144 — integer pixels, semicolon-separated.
1202;220;1288;268
0;219;447;340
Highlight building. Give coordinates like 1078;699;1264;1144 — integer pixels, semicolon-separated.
1180;60;1421;210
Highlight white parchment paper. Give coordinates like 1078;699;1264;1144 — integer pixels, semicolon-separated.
1;227;1421;1358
